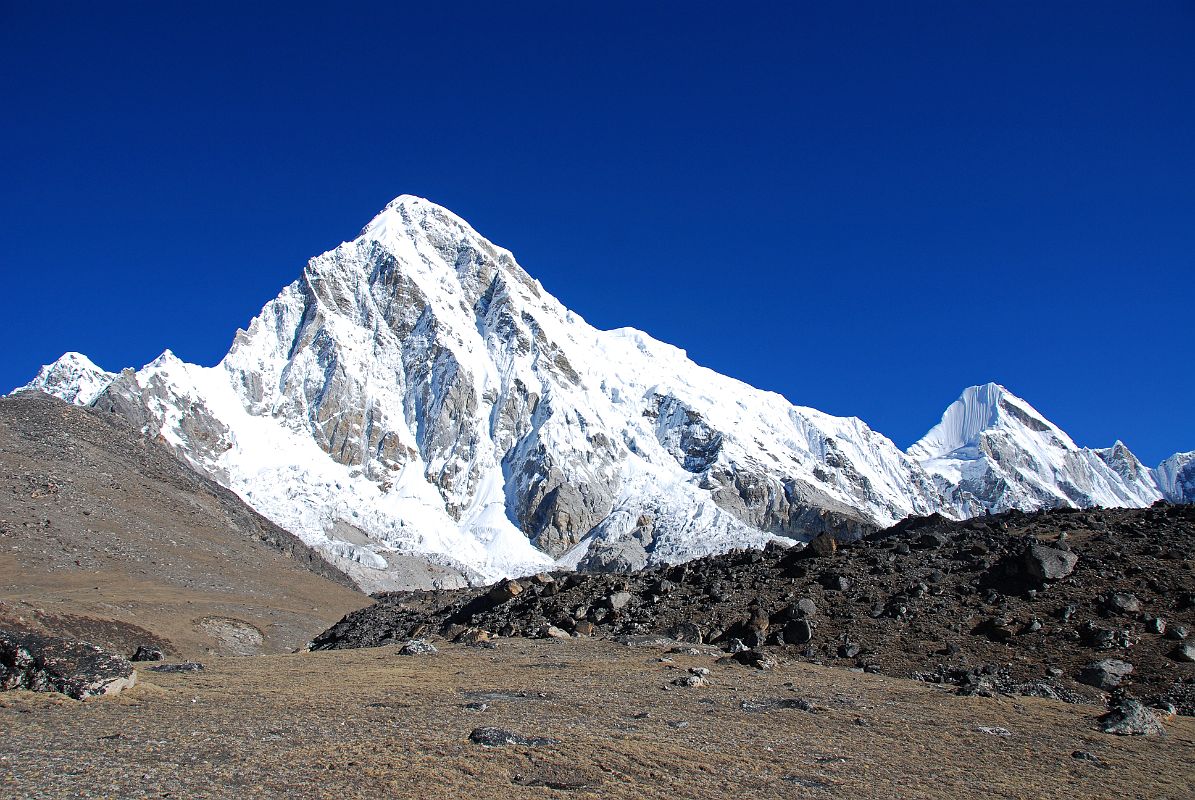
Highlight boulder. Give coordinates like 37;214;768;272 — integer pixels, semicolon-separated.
1022;544;1078;582
398;639;438;655
664;622;703;644
806;533;837;558
0;631;136;700
469;727;559;747
782;620;813;645
1170;643;1195;663
1099;699;1165;736
1077;659;1133;690
607;591;633;611
129;645;163;662
487;579;524;604
1103;592;1141;615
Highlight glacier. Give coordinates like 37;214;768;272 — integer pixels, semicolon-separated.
12;195;1190;589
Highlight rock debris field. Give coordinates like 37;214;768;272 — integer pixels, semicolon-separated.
316;504;1195;717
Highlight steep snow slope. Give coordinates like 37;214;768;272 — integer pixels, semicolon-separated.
16;352;115;405
10;197;1187;588
908;383;1162;513
1156;452;1195;503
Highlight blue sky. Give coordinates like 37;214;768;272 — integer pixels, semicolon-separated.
1;2;1191;464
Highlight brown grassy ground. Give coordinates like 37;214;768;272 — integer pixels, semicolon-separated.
2;638;1192;799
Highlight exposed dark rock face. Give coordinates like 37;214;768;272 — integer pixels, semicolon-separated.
0;631;136;700
314;504;1195;715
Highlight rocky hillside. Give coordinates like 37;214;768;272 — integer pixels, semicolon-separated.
0;392;367;657
314;504;1195;715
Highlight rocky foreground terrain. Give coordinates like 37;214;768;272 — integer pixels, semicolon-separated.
0;392;367;657
315;504;1195;716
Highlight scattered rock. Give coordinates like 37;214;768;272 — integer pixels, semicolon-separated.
1078;659;1133;690
0;631;137;700
806;533;838;558
1099;698;1165;736
1170;643;1195;663
1070;750;1108;768
129;646;163;662
730;650;775;670
312;505;1195;716
976;726;1012;736
147;662;204;673
607;591;633;611
468;727;559;747
487;579;524;604
398;639;438;655
1022;544;1078;583
1103;592;1141;615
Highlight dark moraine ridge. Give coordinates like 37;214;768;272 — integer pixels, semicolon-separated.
315;503;1195;714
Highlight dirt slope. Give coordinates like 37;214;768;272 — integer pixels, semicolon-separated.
0;392;367;657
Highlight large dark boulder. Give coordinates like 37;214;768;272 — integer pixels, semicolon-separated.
0;631;136;700
1023;544;1078;582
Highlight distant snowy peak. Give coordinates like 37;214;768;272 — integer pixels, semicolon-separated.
1156;452;1195;503
15;352;115;405
908;383;1072;461
909;383;1162;514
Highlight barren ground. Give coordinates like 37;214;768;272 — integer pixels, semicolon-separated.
3;638;1192;799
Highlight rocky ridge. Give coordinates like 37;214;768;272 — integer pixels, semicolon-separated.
313;504;1195;716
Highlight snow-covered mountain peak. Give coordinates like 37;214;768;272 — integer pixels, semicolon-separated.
11;197;1187;590
14;352;115;405
907;382;1077;462
909;383;1160;514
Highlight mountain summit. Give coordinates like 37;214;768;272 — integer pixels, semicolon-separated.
12;197;1190;589
908;382;1163;514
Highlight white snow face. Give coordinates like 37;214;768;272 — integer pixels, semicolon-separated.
908;383;1164;514
12;197;1186;588
15;352;116;405
1156;452;1195;503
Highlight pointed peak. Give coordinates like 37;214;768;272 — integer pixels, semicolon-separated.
359;194;478;240
144;349;183;370
13;351;116;405
41;351;105;372
908;382;1070;461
